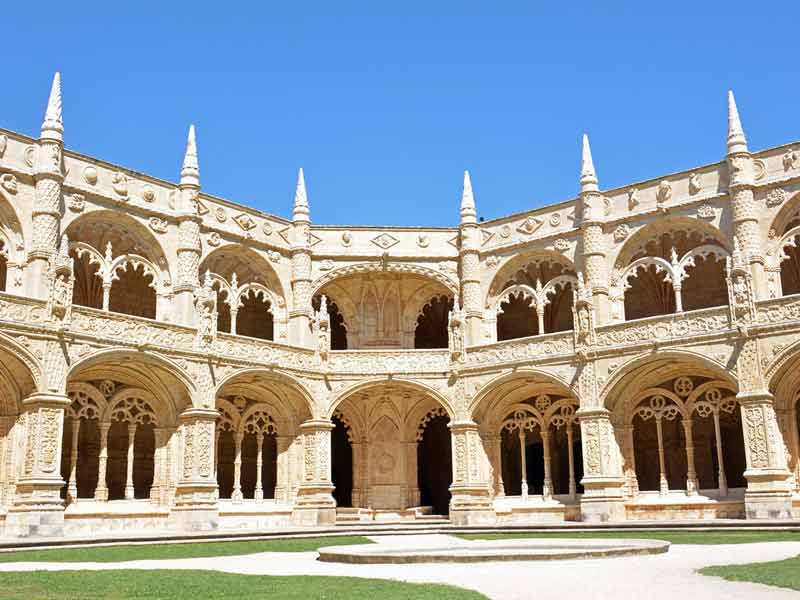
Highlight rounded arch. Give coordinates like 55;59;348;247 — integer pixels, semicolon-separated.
214;368;314;425
0;189;25;293
767;341;800;408
200;243;285;301
326;377;455;421
311;262;459;298
103;387;161;426
65;348;194;423
0;333;40;415
601;350;737;415
768;191;800;240
612;216;731;270
470;368;577;428
487;250;577;306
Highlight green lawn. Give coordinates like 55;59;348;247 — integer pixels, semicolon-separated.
0;570;486;599
456;530;800;545
700;555;800;591
0;536;370;563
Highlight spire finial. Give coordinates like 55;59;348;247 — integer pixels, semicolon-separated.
180;124;200;187
41;72;63;142
727;90;748;155
580;134;598;193
460;170;477;224
293;167;310;222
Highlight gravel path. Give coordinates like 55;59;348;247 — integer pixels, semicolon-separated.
1;534;799;599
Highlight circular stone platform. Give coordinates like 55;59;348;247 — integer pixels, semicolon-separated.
317;537;670;564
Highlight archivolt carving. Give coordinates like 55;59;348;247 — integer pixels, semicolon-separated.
105;388;158;426
310;261;458;296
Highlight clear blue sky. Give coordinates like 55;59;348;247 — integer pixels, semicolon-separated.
1;3;797;227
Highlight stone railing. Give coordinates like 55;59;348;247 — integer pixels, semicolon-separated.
327;348;450;374
595;306;731;348
463;330;574;368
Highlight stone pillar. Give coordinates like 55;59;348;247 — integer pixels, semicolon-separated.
171;408;219;531
458;171;483;345
66;416;80;503
274;434;291;503
124;423;137;500
7;392;70;537
448;420;496;525
29;74;65;300
577;408;626;522
736;336;793;518
578;136;610;324
232;432;244;502
289;169;314;347
405;440;419;507
174;125;202;326
94;422;110;501
291;419;336;526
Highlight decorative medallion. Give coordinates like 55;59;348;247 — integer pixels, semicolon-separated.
194;198;210;216
417;233;429;248
553;238;570;252
517;216;543;236
215;207;227;222
262;222;273;236
141;184;155;203
765;188;787;208
500;224;511;238
341;231;353;247
24;146;36;167
627;187;640;210
697;204;715;219
268;250;281;263
486;255;500;268
371;233;399;249
112;171;128;197
753;159;766;181
83;165;98;185
656;180;672;206
613;224;630;243
66;193;85;212
207;232;221;247
99;380;115;398
278;226;292;244
233;212;256;233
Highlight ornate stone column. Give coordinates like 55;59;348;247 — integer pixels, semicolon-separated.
291;419;336;526
254;434;264;501
458;171;483;345
171;408;219;531
448;420;496;525
29;74;64;300
405;440;419;507
94;422;110;501
66;416;80;503
578;136;610;324
682;418;698;496
124;423;137;500
232;432;244;502
289;169;314;347
274;434;291;503
577;407;626;522
726;91;766;296
737;336;792;518
7;392;70;537
174;125;202;326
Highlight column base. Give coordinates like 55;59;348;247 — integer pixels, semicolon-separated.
449;485;496;525
744;468;794;520
291;484;336;526
172;483;219;531
580;477;627;523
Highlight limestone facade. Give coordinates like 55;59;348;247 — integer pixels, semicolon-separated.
0;75;799;537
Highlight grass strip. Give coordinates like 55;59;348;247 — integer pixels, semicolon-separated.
700;554;800;591
0;569;487;599
0;535;370;563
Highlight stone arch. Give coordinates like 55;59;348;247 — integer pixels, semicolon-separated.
0;333;41;405
470;368;577;425
214;368;314;425
610;218;730;322
601;350;736;413
64;348;194;418
64;210;171;319
487;250;578;303
199;244;286;340
767;342;800;493
314;267;454;349
327;378;455;421
602;352;745;499
767;191;800;242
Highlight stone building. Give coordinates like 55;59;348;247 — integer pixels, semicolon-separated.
0;73;798;537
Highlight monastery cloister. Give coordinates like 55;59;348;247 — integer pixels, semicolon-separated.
0;74;799;537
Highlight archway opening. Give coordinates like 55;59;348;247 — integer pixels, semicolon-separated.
497;292;537;341
414;295;453;349
217;428;235;499
236;290;274;341
70;250;103;309
417;413;452;515
108;263;156;319
240;430;277;499
331;414;353;508
624;265;676;320
312;295;347;350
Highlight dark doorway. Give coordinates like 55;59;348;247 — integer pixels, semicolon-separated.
417;414;452;515
525;440;545;495
331;415;353;507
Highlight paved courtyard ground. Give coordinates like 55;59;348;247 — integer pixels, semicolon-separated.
1;533;799;599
